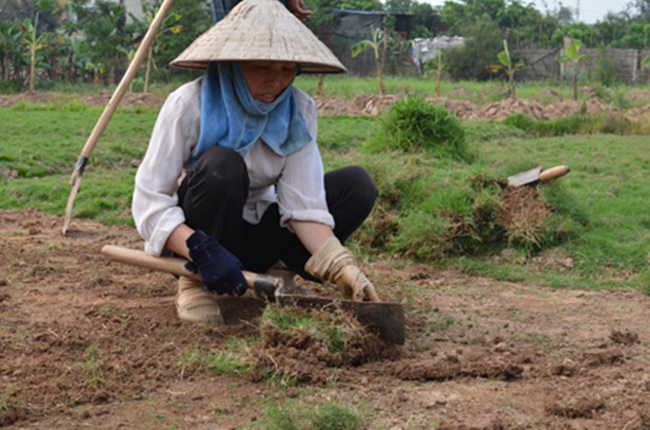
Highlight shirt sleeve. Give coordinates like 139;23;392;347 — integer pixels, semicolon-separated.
132;81;201;255
276;88;335;230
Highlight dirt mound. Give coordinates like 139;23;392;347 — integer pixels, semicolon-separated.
312;95;352;116
534;87;564;100
626;105;650;123
313;95;401;116
0;91;54;106
83;90;164;108
0;94;16;106
470;98;546;121
392;347;524;381
447;87;472;98
425;97;477;119
20;90;55;104
627;90;650;100
352;94;400;116
544;98;615;120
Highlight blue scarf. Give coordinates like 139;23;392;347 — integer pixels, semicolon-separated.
192;62;312;164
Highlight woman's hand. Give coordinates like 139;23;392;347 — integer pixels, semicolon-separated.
286;0;312;18
185;230;247;296
305;236;380;302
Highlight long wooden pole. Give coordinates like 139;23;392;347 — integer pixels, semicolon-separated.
62;0;176;234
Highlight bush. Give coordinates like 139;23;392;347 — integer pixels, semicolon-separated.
366;97;473;162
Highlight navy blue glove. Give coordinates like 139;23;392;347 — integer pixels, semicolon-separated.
185;230;247;296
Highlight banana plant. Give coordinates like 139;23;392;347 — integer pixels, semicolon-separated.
555;38;589;101
351;27;386;96
85;62;104;93
643;56;650;67
20;14;52;91
423;52;448;98
142;8;182;94
67;37;91;83
488;39;525;99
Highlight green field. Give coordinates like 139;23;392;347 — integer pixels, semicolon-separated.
1;86;649;293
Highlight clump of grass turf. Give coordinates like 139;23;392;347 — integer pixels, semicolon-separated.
496;185;552;248
386;173;581;260
502;113;587;137
259;398;366;430
365;97;474;162
252;306;401;384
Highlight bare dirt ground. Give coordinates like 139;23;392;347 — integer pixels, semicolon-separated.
3;208;650;429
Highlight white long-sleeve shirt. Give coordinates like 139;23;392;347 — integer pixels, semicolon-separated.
132;78;334;256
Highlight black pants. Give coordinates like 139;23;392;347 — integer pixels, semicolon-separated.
177;147;378;278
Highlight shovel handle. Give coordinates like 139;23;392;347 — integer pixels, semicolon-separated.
539;165;570;183
100;245;282;293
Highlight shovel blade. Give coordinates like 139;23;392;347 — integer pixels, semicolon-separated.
507;165;543;187
275;288;406;345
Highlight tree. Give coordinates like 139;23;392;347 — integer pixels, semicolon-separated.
85;61;104;93
441;0;506;35
488;39;525;99
67;37;92;83
633;0;650;20
445;17;502;81
0;20;23;81
139;0;211;80
351;27;386;95
69;0;138;85
410;2;441;38
556;38;588;101
337;0;383;10
593;13;631;47
550;22;590;46
384;0;412;13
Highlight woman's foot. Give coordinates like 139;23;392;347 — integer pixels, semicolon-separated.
175;276;225;325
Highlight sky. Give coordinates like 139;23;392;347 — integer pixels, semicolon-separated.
419;0;633;24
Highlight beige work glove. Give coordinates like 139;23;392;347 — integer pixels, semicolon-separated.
305;237;380;302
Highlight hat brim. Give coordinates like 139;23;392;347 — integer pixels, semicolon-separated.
170;0;347;74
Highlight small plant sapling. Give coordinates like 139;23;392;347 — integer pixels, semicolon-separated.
423;52;448;98
488;39;525;99
555;38;589;101
351;27;386;96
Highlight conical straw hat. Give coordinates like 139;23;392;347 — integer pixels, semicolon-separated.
170;0;347;74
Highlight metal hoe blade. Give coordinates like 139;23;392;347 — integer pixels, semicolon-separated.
275;286;406;345
507;166;543;187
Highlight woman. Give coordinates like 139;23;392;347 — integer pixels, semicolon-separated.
132;0;379;325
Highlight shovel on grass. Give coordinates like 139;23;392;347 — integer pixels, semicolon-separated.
507;165;571;187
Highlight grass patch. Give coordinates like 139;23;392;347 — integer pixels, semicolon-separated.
78;344;106;388
176;337;255;378
365;97;474;162
2;97;650;291
257;397;366;430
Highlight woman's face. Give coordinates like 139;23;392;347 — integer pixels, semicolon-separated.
240;61;297;104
